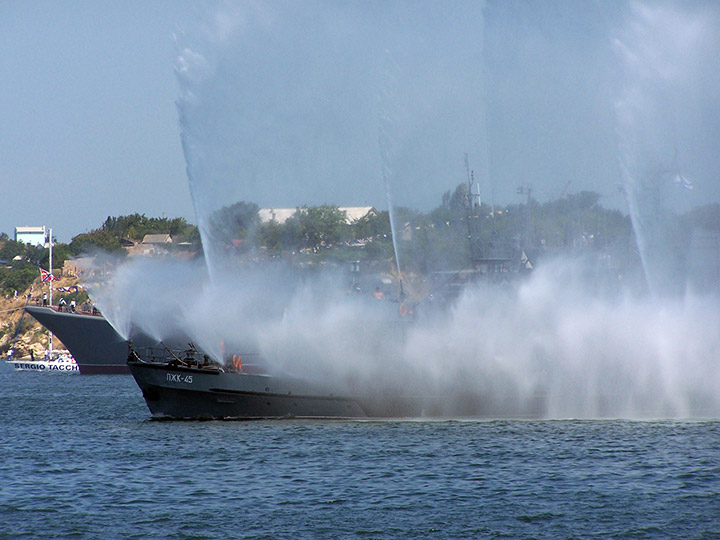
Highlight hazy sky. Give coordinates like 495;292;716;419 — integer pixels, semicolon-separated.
1;1;197;242
2;1;719;243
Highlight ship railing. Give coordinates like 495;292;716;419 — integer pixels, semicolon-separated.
48;304;103;316
127;341;267;374
127;342;220;370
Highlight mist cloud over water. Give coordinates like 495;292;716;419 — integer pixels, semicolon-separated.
88;251;720;418
87;1;720;419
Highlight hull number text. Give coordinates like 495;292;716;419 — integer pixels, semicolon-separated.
167;373;193;384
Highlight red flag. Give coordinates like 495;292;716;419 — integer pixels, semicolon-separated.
40;268;58;282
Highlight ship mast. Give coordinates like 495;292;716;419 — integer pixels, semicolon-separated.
464;154;482;268
48;227;53;354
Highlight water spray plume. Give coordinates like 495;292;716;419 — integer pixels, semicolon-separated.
378;49;404;296
82;2;719;419
614;2;715;297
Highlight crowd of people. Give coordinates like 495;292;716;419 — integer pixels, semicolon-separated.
33;293;98;315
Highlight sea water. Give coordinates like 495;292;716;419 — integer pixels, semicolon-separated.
1;362;718;539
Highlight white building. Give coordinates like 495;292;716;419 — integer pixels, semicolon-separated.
15;226;47;247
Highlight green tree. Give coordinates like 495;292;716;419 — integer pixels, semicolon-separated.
69;230;124;256
291;205;349;250
0;239;26;262
101;213;194;242
256;220;284;255
48;243;73;270
0;266;37;295
351;210;391;240
208;202;260;250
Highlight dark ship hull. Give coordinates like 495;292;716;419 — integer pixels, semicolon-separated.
129;361;373;419
24;306;187;375
127;344;436;419
127;345;548;420
25;306;130;374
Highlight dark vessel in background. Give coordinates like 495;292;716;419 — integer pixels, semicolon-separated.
24;306;186;375
24;306;128;374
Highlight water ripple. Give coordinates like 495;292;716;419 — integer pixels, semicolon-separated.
1;368;719;539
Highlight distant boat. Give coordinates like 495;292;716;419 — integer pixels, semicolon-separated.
9;349;79;373
10;226;80;374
